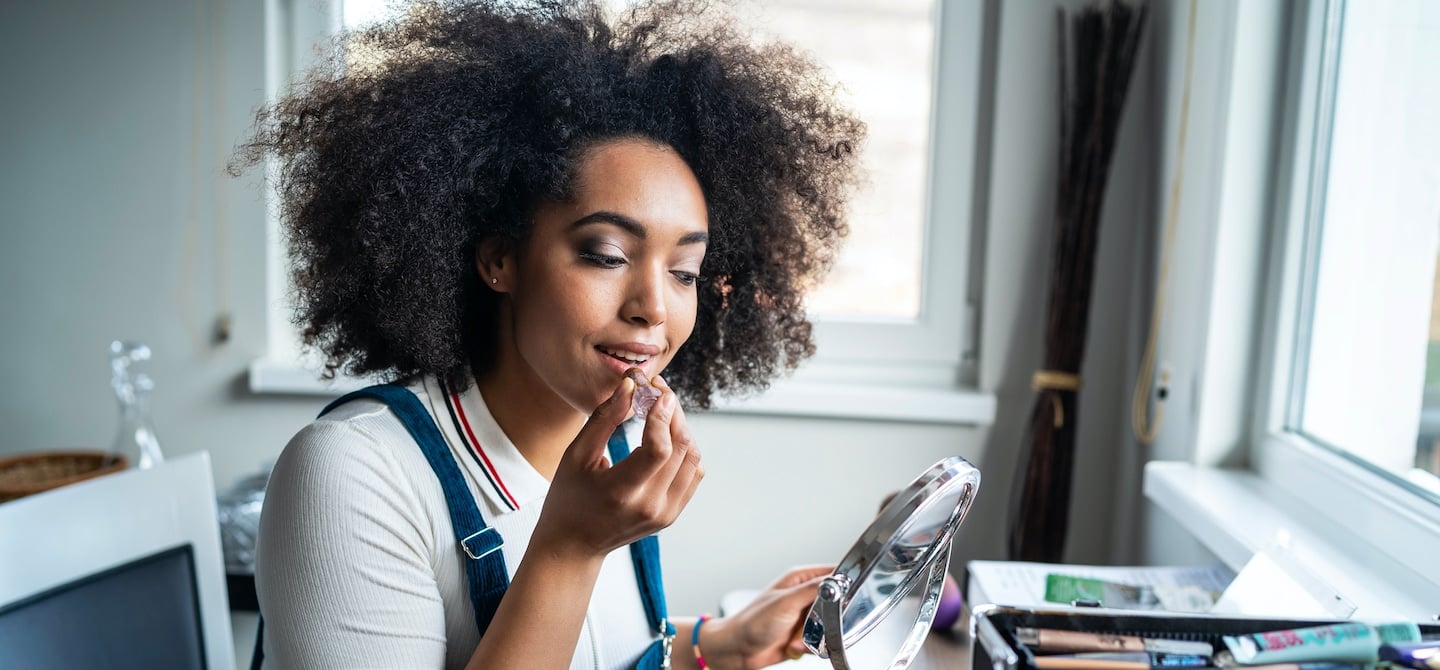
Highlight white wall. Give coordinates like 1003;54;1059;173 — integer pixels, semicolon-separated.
0;0;1158;635
972;0;1158;567
0;0;319;489
1134;0;1291;566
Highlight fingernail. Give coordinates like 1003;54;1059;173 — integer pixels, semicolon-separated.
614;377;635;401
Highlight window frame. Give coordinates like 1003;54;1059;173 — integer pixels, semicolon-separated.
1251;0;1440;603
1144;0;1440;618
800;0;980;387
258;0;337;371
248;0;995;426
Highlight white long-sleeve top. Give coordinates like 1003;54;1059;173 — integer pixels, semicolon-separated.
255;374;655;669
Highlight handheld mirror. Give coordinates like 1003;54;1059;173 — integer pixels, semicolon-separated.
801;456;981;669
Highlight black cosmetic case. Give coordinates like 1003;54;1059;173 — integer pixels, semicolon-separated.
970;605;1440;670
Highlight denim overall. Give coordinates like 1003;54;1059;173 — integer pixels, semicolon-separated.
252;384;674;669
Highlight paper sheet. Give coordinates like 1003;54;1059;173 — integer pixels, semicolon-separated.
1209;549;1356;618
967;560;1235;612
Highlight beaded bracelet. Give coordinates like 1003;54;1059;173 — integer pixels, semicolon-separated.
692;614;713;669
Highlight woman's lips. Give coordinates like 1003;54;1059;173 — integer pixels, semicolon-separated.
597;342;659;360
596;347;652;376
595;343;660;376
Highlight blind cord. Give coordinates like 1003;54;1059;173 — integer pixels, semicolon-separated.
1132;0;1197;445
180;0;232;350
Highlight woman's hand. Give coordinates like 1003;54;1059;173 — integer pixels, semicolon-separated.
530;374;704;562
698;565;834;670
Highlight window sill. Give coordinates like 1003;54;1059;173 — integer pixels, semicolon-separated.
247;358;997;426
1143;461;1440;620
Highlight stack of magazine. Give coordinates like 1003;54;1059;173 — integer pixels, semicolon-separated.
966;560;1236;613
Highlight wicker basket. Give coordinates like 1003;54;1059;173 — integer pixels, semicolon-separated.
0;450;129;503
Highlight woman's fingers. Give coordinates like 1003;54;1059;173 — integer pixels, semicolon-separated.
640;377;678;458
652;377;704;519
713;567;832;666
654;384;700;493
766;573;828;619
781;574;828;656
666;438;704;508
617;377;707;527
609;389;677;488
565;376;635;469
675;461;705;522
538;374;707;557
651;423;694;503
771;564;836;590
662;377;696;463
557;374;703;538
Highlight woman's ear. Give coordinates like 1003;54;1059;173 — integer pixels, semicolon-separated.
475;239;514;293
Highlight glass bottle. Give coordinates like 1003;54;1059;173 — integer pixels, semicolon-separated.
110;340;164;469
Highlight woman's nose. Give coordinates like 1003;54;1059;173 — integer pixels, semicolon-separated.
623;266;668;327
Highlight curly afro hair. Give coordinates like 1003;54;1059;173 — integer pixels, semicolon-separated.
234;0;865;409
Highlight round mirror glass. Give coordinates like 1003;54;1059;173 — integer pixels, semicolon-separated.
801;456;981;669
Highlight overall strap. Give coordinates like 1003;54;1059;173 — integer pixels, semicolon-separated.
255;390;672;670
607;427;677;670
321;385;509;636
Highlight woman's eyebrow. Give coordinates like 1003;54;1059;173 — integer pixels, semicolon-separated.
570;210;709;245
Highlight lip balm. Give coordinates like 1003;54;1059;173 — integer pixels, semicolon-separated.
627;368;661;417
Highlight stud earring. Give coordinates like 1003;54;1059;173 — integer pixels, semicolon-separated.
491;277;498;285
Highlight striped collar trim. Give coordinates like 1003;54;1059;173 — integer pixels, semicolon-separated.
439;380;519;511
424;375;550;513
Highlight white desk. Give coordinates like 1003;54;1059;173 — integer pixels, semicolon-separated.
775;629;969;669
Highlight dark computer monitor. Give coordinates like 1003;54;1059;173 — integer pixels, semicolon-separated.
0;454;234;669
0;545;207;668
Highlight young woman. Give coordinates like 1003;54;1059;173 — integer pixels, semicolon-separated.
237;1;864;668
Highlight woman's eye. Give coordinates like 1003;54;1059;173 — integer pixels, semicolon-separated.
579;252;626;268
672;271;699;287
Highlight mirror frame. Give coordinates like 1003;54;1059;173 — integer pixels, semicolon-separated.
801;456;981;668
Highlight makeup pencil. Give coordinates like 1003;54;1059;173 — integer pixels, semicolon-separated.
1016;627;1215;657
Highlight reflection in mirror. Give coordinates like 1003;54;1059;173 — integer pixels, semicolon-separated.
802;456;980;669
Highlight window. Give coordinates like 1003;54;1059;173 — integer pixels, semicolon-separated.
1289;0;1440;499
254;0;993;424
731;0;932;322
1254;0;1440;598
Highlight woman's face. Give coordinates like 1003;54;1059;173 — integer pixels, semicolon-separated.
488;138;709;414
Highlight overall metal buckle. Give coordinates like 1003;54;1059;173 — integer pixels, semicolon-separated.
659;619;674;670
460;527;503;560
